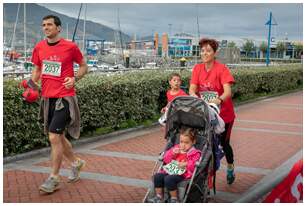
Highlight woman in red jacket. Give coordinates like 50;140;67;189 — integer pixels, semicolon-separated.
189;38;236;185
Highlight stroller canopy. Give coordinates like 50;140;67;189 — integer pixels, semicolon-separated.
165;96;211;140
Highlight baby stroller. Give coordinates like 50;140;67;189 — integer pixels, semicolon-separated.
143;96;223;203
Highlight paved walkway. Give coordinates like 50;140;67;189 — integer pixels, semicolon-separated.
3;91;303;203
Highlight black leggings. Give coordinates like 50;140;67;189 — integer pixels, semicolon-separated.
220;121;234;164
153;173;184;191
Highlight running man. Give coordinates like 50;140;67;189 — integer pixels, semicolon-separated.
30;15;88;193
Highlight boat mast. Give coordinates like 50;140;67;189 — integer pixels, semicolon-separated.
11;3;21;51
24;3;27;60
66;23;69;39
72;3;83;42
82;3;87;54
195;3;200;64
117;6;124;64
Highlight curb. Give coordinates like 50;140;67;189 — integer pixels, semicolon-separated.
4;122;159;164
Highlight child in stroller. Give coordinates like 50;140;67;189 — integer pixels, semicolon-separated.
144;96;225;203
148;126;201;203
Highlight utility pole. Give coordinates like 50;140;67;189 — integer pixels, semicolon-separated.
265;12;277;66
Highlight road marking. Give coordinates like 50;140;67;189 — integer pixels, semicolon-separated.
236;119;302;127
234;127;302;136
80;149;158;161
13;165;151;188
79;150;273;176
268;105;302;110
7;164;241;203
264;102;302;107
219;165;272;175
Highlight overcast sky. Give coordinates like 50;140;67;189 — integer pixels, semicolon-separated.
39;3;303;44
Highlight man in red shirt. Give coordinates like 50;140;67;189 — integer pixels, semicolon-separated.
189;38;236;185
30;15;88;193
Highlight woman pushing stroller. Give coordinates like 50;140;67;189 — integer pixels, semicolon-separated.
189;37;236;185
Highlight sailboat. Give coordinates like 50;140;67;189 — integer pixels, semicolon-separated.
4;3;34;74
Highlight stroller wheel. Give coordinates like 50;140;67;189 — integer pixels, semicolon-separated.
201;186;210;203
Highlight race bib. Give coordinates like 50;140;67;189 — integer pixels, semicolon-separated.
200;91;218;103
42;60;62;77
163;160;186;175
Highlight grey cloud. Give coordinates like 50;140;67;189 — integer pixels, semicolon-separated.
39;3;302;41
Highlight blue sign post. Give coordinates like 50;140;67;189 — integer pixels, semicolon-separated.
265;12;277;66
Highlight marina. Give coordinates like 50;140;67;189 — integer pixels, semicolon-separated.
3;3;303;79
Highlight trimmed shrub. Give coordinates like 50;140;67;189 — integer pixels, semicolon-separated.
3;65;302;156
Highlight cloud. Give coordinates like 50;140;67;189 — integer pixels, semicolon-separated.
39;3;303;41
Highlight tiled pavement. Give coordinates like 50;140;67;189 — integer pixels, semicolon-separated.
3;91;303;203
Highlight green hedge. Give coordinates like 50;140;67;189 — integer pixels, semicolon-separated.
4;65;302;156
231;65;303;100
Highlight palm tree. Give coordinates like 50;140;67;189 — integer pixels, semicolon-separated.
276;42;286;58
259;41;268;58
227;41;237;48
293;43;303;58
242;39;255;57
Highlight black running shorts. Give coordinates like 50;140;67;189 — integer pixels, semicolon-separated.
48;98;71;134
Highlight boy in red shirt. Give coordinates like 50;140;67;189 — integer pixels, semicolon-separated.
161;73;187;112
166;73;188;103
159;73;187;125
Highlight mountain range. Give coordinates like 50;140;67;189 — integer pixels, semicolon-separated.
3;3;131;48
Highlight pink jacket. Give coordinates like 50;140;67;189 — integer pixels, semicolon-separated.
161;144;201;179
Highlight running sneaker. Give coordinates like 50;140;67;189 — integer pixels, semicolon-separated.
147;195;163;203
227;167;236;185
169;198;179;203
67;158;86;183
39;176;60;193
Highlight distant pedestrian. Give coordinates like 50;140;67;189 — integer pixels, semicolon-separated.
30;15;88;193
189;38;236;184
